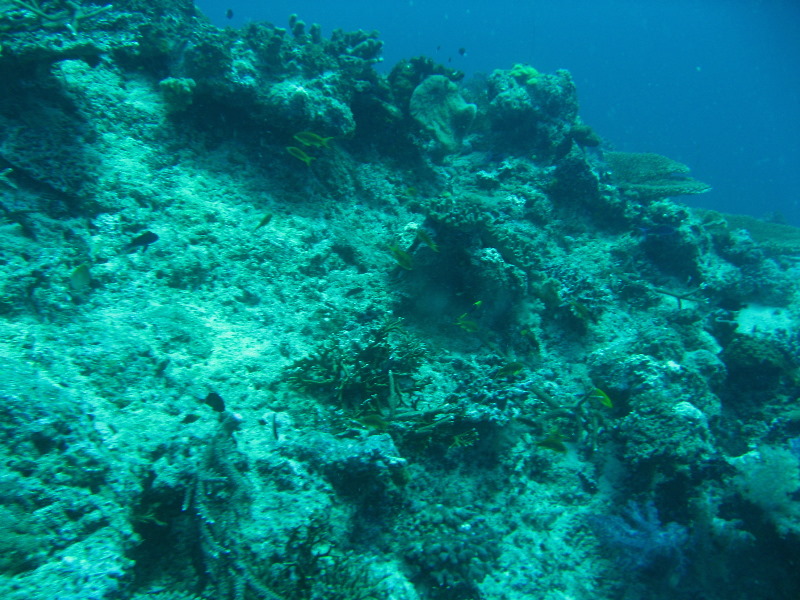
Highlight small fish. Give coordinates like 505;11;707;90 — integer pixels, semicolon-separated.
124;231;159;253
271;412;279;441
415;229;439;252
225;8;233;19
458;47;466;56
355;414;389;431
292;131;334;148
203;392;226;412
0;167;18;190
388;244;413;270
182;414;201;424
493;361;524;379
455;313;479;333
286;146;315;166
69;263;92;292
254;213;273;231
588;388;613;408
537;431;567;453
520;328;540;352
638;224;677;238
344;287;364;297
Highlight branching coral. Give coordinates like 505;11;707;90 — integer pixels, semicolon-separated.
2;0;111;34
287;319;427;418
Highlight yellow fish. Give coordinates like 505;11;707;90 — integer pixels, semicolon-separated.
588;388;613;408
537;431;567;453
293;131;334;148
415;229;439;252
286;146;315;166
388;244;413;270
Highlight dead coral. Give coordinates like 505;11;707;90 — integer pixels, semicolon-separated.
1;0;111;34
287;319;427;418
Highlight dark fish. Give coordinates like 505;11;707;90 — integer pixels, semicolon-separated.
182;414;200;424
271;412;279;440
481;151;508;164
458;47;466;56
124;231;159;253
226;8;234;19
344;287;365;297
203;392;226;412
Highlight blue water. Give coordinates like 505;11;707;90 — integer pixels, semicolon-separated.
195;0;800;225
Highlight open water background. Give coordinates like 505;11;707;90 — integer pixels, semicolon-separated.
195;0;800;225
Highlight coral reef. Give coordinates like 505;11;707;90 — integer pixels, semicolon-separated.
0;1;799;599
